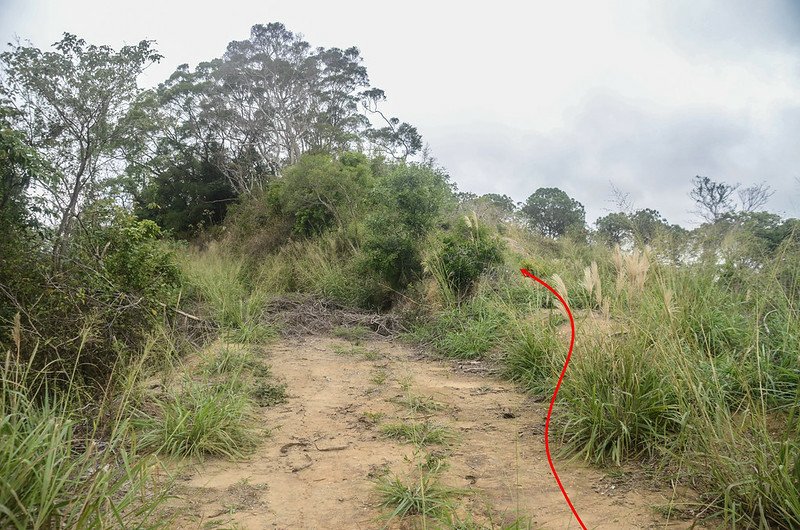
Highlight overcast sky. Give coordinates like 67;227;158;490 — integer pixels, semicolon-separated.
2;0;799;226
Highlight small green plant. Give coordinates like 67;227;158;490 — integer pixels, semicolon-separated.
398;375;414;392
425;213;505;303
393;393;444;414
504;324;559;395
375;471;463;522
251;381;288;407
361;411;385;425
380;421;454;447
421;450;450;473
370;370;388;385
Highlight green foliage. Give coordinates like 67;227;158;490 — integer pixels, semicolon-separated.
135;152;236;239
87;212;182;305
380;421;455;446
282;151;373;237
503;324;559;395
363;163;453;291
180;244;271;340
410;296;509;359
375;472;462;521
3;207;181;389
0;344;167;529
136;379;258;459
558;339;683;465
0;33;161;259
0;106;45;226
427;214;504;302
595;208;673;246
225;151;374;256
521;187;585;238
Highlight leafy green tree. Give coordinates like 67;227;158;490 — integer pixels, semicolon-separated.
281;151;373;238
363;164;453;290
0;107;47;326
521;187;585;238
595;211;630;246
146;23;419;197
719;211;798;254
478;193;516;214
0;33;161;262
134;153;235;239
595;209;672;246
628;208;669;244
0;106;44;225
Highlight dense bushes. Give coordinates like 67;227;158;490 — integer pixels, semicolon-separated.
425;214;504;303
361;162;453;292
135;153;236;239
225;153;456;307
225;152;376;256
2;208;181;389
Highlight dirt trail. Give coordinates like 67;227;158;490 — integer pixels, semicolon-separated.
162;336;691;529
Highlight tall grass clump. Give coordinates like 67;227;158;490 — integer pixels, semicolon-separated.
408;294;511;360
136;378;259;460
503;321;560;396
181;242;273;342
0;327;167;529
557;334;683;465
659;242;800;528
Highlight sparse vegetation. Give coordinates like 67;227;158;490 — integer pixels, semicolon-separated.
333;344;381;360
375;471;463;522
380;421;455;447
370;370;389;386
251;380;288;406
393;393;445;414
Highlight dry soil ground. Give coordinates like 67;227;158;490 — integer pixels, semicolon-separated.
159;336;695;530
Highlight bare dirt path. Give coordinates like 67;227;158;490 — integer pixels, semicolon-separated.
162;336;692;529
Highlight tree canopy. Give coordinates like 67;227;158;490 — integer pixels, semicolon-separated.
0;33;161;261
521;187;585;238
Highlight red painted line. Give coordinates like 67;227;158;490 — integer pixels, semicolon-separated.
520;268;587;530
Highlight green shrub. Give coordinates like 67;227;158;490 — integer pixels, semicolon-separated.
426;214;504;303
363;163;453;292
2;207;182;390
